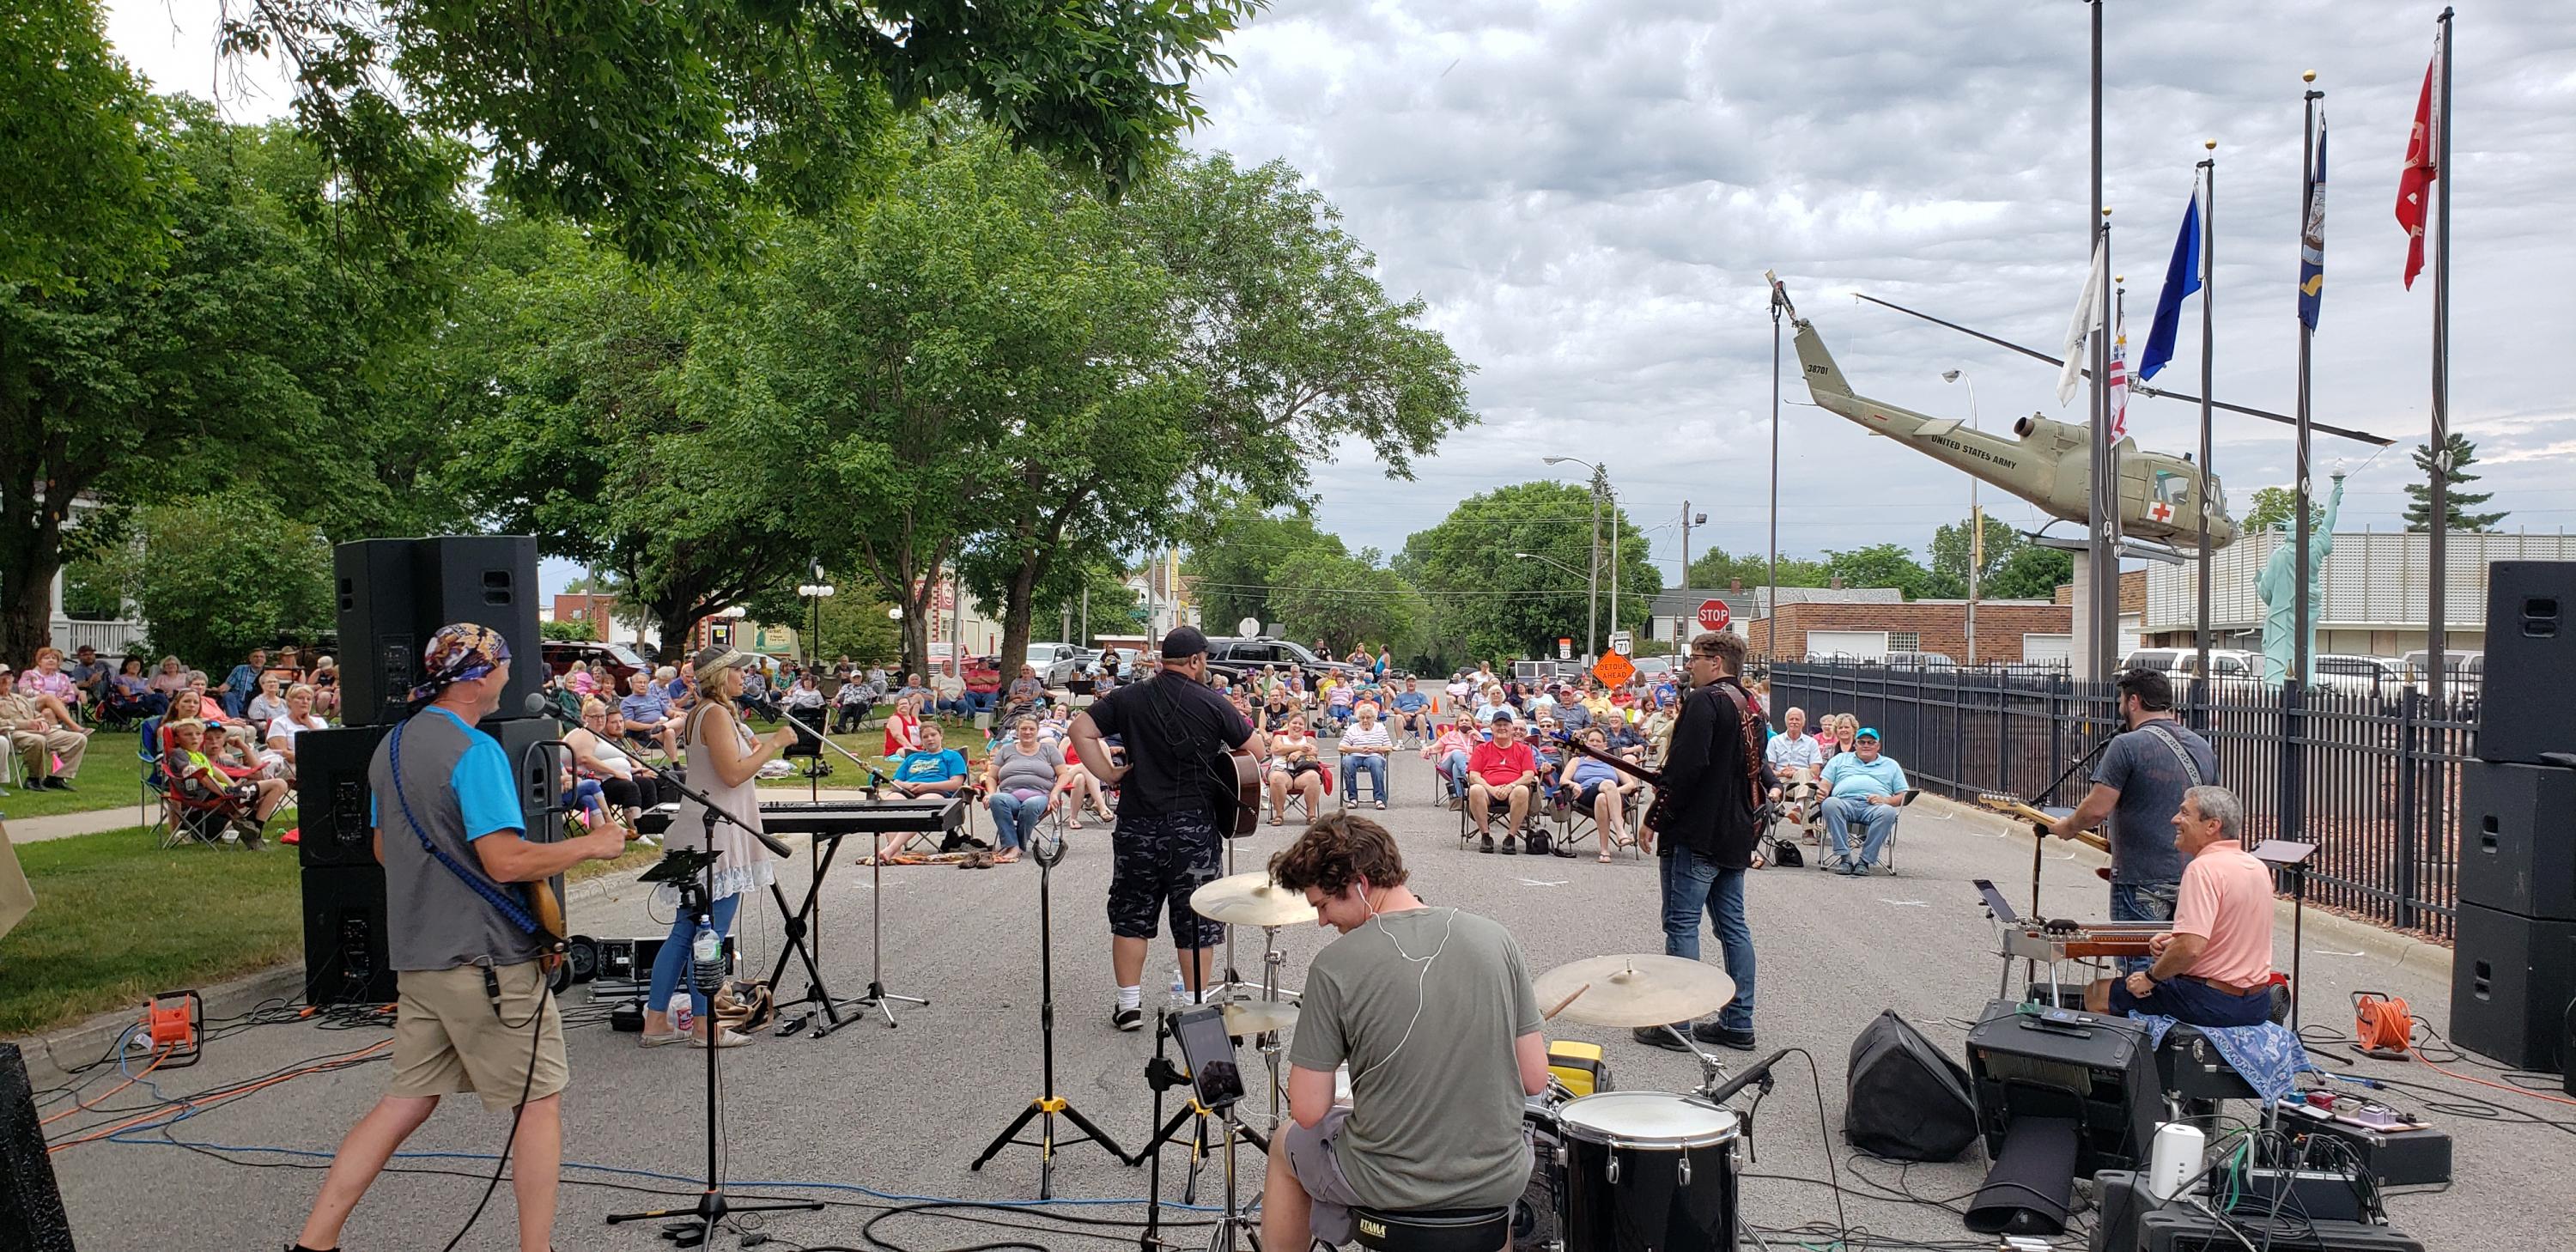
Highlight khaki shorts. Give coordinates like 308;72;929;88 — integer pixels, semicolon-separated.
389;961;568;1111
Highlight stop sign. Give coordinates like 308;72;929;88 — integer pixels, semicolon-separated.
1697;599;1731;631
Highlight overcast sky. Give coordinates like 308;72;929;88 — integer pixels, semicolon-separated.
106;0;2576;599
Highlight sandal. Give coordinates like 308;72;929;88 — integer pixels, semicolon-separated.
1596;853;1614;864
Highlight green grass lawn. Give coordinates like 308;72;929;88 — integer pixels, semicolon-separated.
0;729;148;822
0;826;304;1037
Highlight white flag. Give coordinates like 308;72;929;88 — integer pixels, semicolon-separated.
2056;237;2105;406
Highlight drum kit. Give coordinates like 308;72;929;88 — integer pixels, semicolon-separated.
1185;871;1765;1252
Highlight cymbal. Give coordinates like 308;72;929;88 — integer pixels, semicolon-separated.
1532;954;1737;1029
1221;1000;1300;1036
1191;871;1319;927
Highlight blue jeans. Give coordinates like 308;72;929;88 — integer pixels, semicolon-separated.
965;690;997;714
219;690;248;718
1659;846;1754;1033
988;791;1049;851
647;891;743;1022
936;697;971;718
1340;753;1388;802
1822;795;1899;867
2110;880;2179;974
1439;751;1470;798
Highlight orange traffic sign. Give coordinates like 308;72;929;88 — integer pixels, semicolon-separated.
1591;653;1636;689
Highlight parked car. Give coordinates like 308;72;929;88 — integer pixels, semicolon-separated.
540;639;655;690
2118;647;2263;683
2312;654;2416;699
1203;636;1361;685
1024;641;1082;688
1882;650;1958;670
2399;649;2482;688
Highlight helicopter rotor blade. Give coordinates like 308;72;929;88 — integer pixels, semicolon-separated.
1852;292;2395;448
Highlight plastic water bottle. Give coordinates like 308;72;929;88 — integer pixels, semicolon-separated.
669;992;694;1036
1169;968;1188;1007
691;927;725;993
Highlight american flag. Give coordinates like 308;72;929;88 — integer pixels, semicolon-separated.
2107;310;2131;441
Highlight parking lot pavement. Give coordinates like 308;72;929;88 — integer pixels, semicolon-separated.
43;752;2574;1250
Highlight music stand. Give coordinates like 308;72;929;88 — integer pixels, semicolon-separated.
2251;839;2317;1033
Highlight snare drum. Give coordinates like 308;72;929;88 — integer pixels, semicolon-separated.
1556;1091;1741;1252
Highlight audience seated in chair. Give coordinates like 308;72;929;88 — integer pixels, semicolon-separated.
0;666;92;791
164;718;288;847
1467;714;1542;854
1336;702;1393;809
1266;715;1327;825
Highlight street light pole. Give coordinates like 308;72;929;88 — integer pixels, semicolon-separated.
1943;370;1983;664
1605;478;1619;647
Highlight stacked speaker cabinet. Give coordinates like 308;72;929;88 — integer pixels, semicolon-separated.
2451;561;2576;1072
334;536;543;726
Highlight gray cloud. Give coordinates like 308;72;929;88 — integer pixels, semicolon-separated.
1190;0;2576;580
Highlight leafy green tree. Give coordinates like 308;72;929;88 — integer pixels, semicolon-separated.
1983;544;2075;601
2241;486;2335;535
223;0;1261;264
1;0;172;295
1930;513;2026;593
2403;434;2508;532
1265;549;1428;659
116;496;334;668
539;618;598;642
1685;545;1829;593
1400;481;1660;666
1184;500;1348;633
0;102;465;662
1821;544;1954;600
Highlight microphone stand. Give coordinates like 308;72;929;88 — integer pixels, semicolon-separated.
557;701;816;1246
2014;727;2119;1003
781;710;928;1026
971;809;1130;1196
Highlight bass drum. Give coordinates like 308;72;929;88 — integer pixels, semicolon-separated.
1556;1092;1741;1252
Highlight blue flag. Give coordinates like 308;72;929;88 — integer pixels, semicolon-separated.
2138;185;2203;381
2297;114;2327;330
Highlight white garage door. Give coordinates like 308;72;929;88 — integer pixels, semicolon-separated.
2023;634;2073;666
1807;630;1889;660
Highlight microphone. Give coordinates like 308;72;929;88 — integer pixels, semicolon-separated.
523;691;577;726
1702;1048;1789;1106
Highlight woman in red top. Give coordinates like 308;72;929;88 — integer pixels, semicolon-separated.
882;691;924;759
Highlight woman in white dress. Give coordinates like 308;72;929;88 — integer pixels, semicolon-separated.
641;646;799;1048
261;684;330;781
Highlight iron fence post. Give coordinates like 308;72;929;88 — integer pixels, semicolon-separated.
2395;687;2421;932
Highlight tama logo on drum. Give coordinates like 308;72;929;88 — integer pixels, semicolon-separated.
1358;1217;1388;1239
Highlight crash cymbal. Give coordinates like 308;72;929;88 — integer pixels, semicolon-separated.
1220;1000;1300;1036
1532;954;1737;1029
1190;871;1319;927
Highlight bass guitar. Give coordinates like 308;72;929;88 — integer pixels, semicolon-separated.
1546;733;1673;831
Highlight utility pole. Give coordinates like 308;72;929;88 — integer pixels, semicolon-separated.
1678;501;1704;644
1606;477;1619;646
1587;471;1601;660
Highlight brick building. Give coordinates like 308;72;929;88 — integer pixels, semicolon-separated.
1743;598;2071;663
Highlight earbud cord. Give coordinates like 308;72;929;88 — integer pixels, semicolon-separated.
1349;886;1455;1085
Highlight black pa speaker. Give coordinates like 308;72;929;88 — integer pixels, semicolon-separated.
1845;1009;1979;1162
296;724;390;869
2447;901;2574;1072
2476;561;2575;766
0;1044;76;1251
333;536;543;726
2458;760;2576;921
302;863;398;1006
1964;1000;2157;1175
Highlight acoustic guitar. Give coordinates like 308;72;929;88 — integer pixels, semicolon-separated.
1211;746;1263;837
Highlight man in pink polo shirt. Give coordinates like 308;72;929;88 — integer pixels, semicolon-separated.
2086;785;2277;1027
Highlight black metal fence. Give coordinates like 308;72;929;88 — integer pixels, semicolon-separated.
1764;661;2476;940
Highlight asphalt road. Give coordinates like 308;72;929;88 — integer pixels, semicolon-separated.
42;751;2573;1250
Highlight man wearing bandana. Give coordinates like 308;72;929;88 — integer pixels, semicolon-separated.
289;624;629;1252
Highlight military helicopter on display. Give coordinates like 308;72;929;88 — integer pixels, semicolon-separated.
1766;270;2397;557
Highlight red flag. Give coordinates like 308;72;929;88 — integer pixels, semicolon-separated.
2395;28;2443;289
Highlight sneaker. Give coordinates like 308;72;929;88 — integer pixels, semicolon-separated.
690;1027;753;1049
1631;1024;1692;1052
1691;1021;1759;1051
1479;834;1496;854
1838;861;1866;878
1548;842;1578;860
1448;797;1463;811
42;776;73;792
1112;1005;1144;1032
1499;836;1517;855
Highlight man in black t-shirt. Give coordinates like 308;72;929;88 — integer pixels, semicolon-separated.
1071;626;1264;1030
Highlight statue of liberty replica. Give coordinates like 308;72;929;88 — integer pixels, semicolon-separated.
2256;472;2346;684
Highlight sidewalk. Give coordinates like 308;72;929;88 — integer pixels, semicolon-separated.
1;802;148;846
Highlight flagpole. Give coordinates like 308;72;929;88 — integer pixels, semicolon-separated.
2426;9;2454;719
2196;144;2216;727
2290;72;2321;848
2087;0;2118;682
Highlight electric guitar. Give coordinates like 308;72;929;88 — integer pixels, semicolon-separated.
1976;792;2109;854
1548;733;1674;831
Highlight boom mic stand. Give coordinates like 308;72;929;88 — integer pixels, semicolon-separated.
781;710;927;1026
599;761;819;1247
971;809;1130;1196
2009;727;2119;1002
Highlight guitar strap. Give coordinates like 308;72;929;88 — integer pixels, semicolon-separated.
2136;719;2208;787
387;716;544;939
1706;678;1765;814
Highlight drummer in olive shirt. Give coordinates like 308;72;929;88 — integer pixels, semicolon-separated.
1263;814;1549;1250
